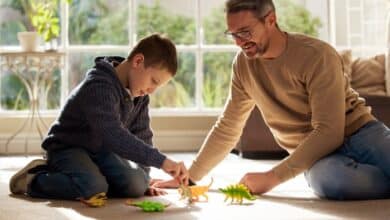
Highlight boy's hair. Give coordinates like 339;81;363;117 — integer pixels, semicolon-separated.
127;34;178;76
225;0;275;23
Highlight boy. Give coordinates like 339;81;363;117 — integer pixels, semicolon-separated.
9;34;189;206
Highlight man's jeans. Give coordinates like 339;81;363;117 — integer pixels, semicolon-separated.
305;120;390;200
28;147;149;200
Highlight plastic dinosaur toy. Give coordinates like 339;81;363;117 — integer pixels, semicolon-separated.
219;183;256;204
79;192;107;207
178;178;213;203
126;199;170;212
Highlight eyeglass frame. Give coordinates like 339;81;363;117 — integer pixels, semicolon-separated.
224;11;273;41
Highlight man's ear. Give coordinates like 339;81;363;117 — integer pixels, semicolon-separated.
131;53;144;68
267;11;277;27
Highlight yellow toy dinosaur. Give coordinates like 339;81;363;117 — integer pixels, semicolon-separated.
178;178;213;203
79;192;107;207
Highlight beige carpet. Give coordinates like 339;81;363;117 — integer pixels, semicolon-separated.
1;153;389;220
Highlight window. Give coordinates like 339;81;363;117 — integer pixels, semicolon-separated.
0;0;388;113
332;0;388;57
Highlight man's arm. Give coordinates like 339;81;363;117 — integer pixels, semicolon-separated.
189;59;256;182
271;50;346;183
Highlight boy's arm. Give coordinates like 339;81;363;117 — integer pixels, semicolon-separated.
129;95;154;173
129;96;153;146
79;82;166;169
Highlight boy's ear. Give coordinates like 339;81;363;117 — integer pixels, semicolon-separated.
132;53;144;68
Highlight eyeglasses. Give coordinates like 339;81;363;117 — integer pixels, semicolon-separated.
224;11;272;41
224;23;259;41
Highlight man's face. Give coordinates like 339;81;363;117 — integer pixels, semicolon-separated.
226;10;272;59
128;57;172;97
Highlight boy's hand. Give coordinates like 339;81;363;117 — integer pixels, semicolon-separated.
150;178;181;189
145;186;167;196
161;158;189;186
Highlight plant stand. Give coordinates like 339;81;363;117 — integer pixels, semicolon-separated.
0;51;65;155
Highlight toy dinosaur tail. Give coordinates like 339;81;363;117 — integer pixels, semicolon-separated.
208;177;214;188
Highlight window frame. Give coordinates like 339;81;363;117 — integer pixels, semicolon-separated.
0;0;388;116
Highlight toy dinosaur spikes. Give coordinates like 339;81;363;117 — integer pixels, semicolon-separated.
219;183;256;204
126;199;170;212
178;177;213;203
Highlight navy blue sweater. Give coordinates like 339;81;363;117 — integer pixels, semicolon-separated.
42;56;166;168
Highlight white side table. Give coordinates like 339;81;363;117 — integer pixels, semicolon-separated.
0;51;65;154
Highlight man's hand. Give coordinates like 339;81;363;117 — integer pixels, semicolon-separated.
161;158;189;186
239;170;281;195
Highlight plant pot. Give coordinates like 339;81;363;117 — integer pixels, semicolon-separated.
17;31;40;52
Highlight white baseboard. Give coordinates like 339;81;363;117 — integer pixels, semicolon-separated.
0;130;207;155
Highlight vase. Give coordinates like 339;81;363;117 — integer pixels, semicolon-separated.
17;32;40;52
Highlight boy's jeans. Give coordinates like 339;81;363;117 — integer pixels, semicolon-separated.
28;147;149;200
305;120;390;200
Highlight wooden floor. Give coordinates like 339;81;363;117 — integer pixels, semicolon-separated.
1;153;389;220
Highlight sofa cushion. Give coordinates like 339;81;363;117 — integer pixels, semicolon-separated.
350;54;386;96
338;49;353;80
337;50;386;96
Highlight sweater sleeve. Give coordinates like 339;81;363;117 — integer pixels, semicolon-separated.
271;50;346;182
189;60;256;181
129;96;154;173
130;96;153;146
80;82;166;168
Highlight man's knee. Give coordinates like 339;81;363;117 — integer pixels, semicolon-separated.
306;156;390;200
305;157;351;200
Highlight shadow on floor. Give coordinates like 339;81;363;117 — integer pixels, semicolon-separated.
260;194;390;219
6;191;200;220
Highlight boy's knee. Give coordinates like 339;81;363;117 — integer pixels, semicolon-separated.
117;169;149;198
82;173;109;198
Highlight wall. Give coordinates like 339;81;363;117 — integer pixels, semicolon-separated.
0;114;218;155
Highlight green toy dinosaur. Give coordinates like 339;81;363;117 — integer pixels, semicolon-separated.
219;183;256;204
126;199;170;212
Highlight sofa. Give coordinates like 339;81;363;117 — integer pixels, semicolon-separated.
234;51;390;159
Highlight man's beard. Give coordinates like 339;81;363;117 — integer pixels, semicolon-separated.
242;41;269;59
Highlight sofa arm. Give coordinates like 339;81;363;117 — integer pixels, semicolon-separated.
362;95;390;126
235;108;288;159
235;95;390;159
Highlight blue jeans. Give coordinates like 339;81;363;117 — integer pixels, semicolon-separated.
28;147;149;200
305;120;390;200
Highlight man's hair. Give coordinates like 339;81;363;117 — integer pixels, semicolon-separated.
128;33;178;76
225;0;275;22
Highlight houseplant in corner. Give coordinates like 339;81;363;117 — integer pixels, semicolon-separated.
18;0;71;51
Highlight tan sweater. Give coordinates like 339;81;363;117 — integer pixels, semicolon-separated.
189;33;374;183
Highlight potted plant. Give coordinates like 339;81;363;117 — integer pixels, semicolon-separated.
18;0;71;51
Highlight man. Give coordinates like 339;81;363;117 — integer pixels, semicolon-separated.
157;0;390;200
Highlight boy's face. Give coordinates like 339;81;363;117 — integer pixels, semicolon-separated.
128;55;172;97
